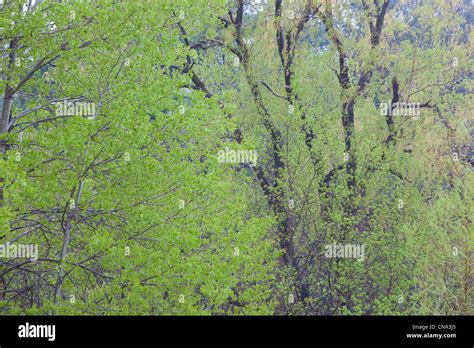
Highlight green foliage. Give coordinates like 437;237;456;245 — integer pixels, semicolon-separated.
0;0;471;316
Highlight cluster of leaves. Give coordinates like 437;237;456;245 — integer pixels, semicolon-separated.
0;0;471;315
1;0;278;315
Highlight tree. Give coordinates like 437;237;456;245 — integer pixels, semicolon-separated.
1;0;278;315
0;0;471;316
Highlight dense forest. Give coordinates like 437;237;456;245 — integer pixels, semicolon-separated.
0;0;472;315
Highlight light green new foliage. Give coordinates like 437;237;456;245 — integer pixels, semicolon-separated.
1;0;278;315
1;0;471;316
188;0;471;315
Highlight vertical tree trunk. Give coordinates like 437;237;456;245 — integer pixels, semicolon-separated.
54;181;84;304
1;36;19;206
